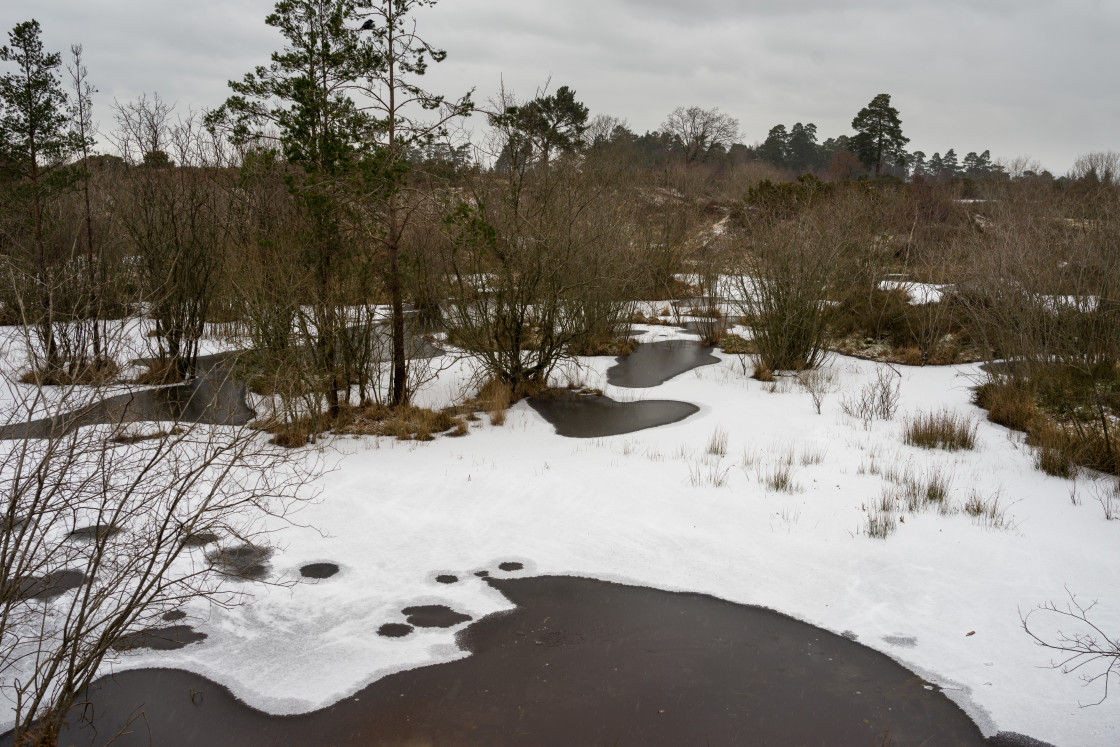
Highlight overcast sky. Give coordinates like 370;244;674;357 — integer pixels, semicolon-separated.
9;0;1118;173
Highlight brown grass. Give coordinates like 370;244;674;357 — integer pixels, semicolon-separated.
903;410;978;451
568;336;640;357
974;382;1039;432
134;359;185;386
266;402;458;446
19;358;120;387
110;426;185;445
973;381;1118;477
752;362;775;382
720;334;755;355
334;403;456;441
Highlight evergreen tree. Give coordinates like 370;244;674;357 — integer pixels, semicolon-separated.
207;0;379;415
494;85;588;167
850;93;909;176
928;152;944;180
941;148;959;180
355;0;471;405
909;150;928;178
0;19;88;372
787;122;819;173
758;124;789;168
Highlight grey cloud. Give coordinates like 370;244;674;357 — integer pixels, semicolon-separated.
8;0;1117;172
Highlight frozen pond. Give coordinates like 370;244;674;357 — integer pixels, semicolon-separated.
528;390;699;438
606;340;719;389
46;575;1030;747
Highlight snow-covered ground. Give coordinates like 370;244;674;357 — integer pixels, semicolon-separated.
4;322;1119;745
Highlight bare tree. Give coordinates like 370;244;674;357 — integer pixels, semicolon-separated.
1069;151;1120;187
661;106;740;164
440;89;636;391
112;96;232;383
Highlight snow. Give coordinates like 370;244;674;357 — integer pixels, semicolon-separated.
3;323;1119;745
879;279;948;305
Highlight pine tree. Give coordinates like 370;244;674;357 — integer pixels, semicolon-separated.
941;148;959;180
758;124;789;168
208;0;379;416
909;150;928;178
355;0;472;405
928;152;944;180
0;19;87;372
850;93;909;176
787;122;819;173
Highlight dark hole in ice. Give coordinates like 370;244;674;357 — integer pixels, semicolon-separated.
67;524;122;542
498;562;524;572
377;623;413;639
474;571;490;578
301;563;340;580
112;625;207;652
402;605;472;629
12;569;86;601
605;340;719;389
183;531;221;547
528;391;698;439
162;610;187;622
435;574;458;585
206;545;273;581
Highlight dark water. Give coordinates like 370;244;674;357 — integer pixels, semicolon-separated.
0;353;253;440
0;335;445;441
205;545;273;582
606;340;719;388
12;569;86;601
300;563;340;580
46;575;1045;747
401;605;472;629
111;626;207;652
528;390;699;438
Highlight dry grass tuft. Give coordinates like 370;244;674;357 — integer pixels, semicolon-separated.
20;358;120;387
963;489;1013;530
720;334;755;355
110;426;184;445
707;427;729;457
752;362;775;382
903;410;979;451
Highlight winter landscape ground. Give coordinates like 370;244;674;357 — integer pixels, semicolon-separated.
3;310;1117;746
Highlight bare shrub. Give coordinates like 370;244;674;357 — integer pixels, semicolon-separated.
0;372;315;743
841;367;902;426
904;409;978;451
1021;589;1120;705
731;182;891;372
1093;479;1120;521
798;368;836;414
